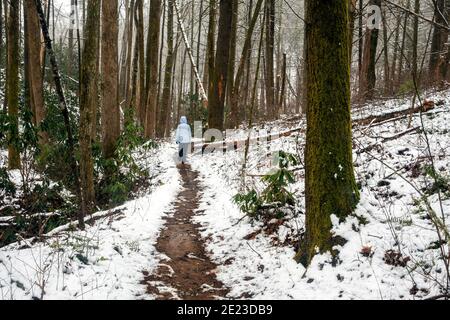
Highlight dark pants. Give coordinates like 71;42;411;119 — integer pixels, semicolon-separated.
178;143;189;163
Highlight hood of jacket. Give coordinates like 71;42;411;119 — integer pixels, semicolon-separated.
180;116;187;124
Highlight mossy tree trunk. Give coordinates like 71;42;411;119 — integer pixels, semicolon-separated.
296;0;360;267
124;0;135;115
208;0;233;132
25;0;46;145
101;0;120;160
144;0;161;139
206;0;217;119
396;0;410;89
68;0;75;77
225;0;238;128
359;0;380;101
348;0;356;61
79;0;100;219
429;0;449;84
0;0;3;77
6;0;20;170
157;0;174;138
135;0;146;127
264;0;276;120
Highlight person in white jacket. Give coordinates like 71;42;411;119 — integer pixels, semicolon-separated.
175;116;192;164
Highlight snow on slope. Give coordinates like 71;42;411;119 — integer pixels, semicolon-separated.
0;144;181;300
190;91;450;300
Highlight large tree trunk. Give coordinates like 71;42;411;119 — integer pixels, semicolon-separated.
225;0;238;127
208;0;233;132
348;0;356;61
144;0;162;138
124;0;135;114
157;0;174;138
101;0;120;159
411;0;420;83
296;0;359;266
206;0;217;106
396;0;410;89
382;5;390;95
79;0;100;218
264;0;276;119
359;0;380;101
390;10;402;92
6;1;20;170
130;6;140;118
0;0;2;79
429;0;449;84
25;0;46;144
195;0;204;105
136;0;146;127
119;0;130;105
279;52;287;113
68;0;75;76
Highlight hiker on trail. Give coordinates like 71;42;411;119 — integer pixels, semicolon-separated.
175;116;192;164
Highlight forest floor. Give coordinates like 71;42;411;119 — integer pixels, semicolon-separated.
1;89;450;300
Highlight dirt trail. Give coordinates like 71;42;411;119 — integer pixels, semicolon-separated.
142;164;229;300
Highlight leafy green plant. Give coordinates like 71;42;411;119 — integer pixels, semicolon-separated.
96;108;154;208
234;151;299;220
0;167;16;198
423;165;450;197
233;190;262;217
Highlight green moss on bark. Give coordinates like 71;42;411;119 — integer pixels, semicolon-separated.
296;0;360;267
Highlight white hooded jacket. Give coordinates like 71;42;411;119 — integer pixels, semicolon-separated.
175;116;192;144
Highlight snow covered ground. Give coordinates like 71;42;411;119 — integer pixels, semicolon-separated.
190;91;450;300
1;91;449;300
0;144;181;300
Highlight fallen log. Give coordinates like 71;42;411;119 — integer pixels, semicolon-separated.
356;127;421;154
354;100;435;127
191;127;304;154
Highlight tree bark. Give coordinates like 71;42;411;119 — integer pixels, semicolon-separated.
359;0;380;101
6;1;20;170
390;10;402;92
382;5;390;95
25;0;46;145
157;0;174;138
206;0;217;110
119;0;130;105
79;0;100;218
264;0;276;119
101;0;120;159
144;0;162;138
136;0;146;127
226;0;238;127
68;0;75;76
396;0;410;88
208;0;233;131
279;52;287;113
296;0;360;266
429;0;449;84
124;0;135;113
411;0;420;83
